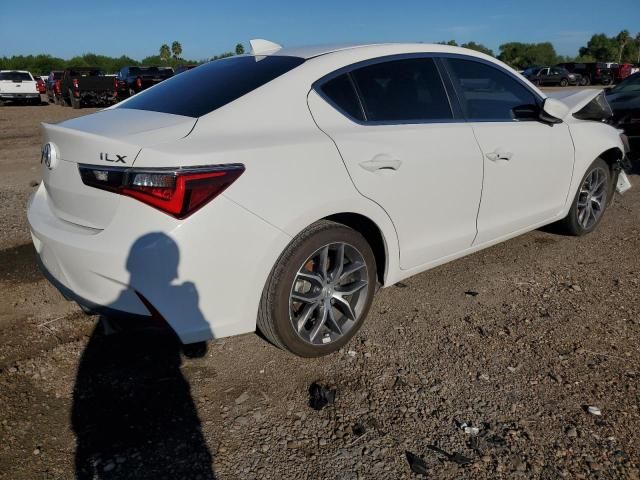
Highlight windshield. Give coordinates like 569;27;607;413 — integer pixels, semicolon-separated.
611;73;640;93
0;71;33;81
118;55;305;117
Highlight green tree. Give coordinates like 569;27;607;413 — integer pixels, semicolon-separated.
171;41;183;59
159;44;171;63
498;42;558;69
437;40;459;46
235;43;245;55
616;30;631;63
579;33;617;62
460;41;494;56
635;32;640;64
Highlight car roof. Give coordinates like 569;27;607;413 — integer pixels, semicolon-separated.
0;70;31;73
269;42;491;60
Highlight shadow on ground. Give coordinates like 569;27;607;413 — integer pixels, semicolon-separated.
71;232;216;479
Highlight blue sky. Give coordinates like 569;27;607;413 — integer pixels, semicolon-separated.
1;0;638;59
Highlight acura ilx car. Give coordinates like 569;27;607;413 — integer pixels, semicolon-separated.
29;40;631;357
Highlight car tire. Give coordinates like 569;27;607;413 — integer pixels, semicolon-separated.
579;77;588;86
70;90;81;109
257;220;377;357
560;78;569;87
583;77;591;86
557;158;611;236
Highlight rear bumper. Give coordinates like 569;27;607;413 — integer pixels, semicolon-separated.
28;184;291;343
0;93;39;99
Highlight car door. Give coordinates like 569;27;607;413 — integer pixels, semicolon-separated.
538;68;550;85
550;67;564;84
307;56;483;269
442;57;574;245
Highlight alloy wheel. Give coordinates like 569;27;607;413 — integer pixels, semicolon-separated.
577;167;608;230
289;242;369;345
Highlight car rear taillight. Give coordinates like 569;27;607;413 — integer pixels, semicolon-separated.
78;164;245;218
55;80;60;94
72;78;79;88
136;76;142;88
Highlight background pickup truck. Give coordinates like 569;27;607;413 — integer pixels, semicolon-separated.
59;67;117;108
0;70;41;105
115;66;173;97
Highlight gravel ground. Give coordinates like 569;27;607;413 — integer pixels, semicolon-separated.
0;100;639;480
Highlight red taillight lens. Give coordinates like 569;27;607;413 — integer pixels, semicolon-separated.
78;164;245;218
55;80;61;94
136;76;142;88
72;78;79;88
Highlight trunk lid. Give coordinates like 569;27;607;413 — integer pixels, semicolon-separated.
41;108;196;229
0;79;38;94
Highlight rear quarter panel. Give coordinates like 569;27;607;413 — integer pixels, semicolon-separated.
133;61;402;285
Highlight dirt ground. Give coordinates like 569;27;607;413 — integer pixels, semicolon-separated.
0;97;639;480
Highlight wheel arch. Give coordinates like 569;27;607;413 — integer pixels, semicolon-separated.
323;212;388;286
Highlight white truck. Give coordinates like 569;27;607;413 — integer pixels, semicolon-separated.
0;70;40;105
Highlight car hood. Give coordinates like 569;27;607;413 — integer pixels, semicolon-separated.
546;89;605;114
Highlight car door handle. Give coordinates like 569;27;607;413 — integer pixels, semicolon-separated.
485;149;513;162
359;156;402;173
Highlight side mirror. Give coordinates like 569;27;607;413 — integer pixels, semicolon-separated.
540;98;569;123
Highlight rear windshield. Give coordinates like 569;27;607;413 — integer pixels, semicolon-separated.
0;72;33;81
118;55;305;118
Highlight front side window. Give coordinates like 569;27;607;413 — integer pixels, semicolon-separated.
119;55;305;118
349;58;453;122
445;58;538;121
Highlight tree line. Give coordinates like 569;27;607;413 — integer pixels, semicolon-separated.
0;41;247;75
2;31;639;75
440;30;640;69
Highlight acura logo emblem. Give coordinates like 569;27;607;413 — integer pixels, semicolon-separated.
40;143;57;170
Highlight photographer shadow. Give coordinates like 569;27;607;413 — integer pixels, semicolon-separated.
72;232;216;479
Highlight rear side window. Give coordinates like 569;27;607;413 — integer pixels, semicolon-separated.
321;74;364;121
119;55;305;118
350;58;452;122
445;58;538;121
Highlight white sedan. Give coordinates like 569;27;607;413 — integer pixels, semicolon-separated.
28;40;631;357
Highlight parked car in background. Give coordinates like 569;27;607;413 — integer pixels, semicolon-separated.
115;66;173;98
523;66;580;86
34;77;46;95
611;63;633;83
556;62;613;85
46;70;64;104
59;67;117;108
174;64;198;75
29;41;630;357
0;70;40;105
607;72;640;160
